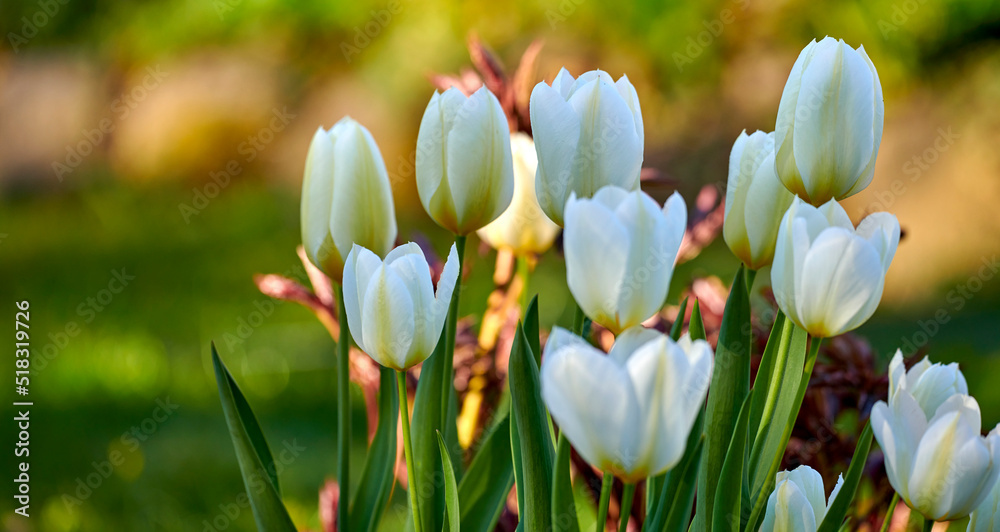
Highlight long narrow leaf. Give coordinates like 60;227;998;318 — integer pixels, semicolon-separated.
509;322;554;531
457;411;514;532
437;431;460;532
211;345;296;531
817;423;874;532
552;433;580;532
712;393;753;532
351;367;399;532
695;266;752;530
410;340;449;531
689;299;706;341
662;437;704;532
646;410;705;532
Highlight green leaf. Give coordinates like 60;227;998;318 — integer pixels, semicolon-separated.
211;344;296;532
817;423;874;532
511;404;526;517
410;340;449;532
747;312;789;455
695;265;752;531
646;410;705;532
689;299;706;341
669;296;690;341
351;367;399;532
437;431;460;532
552;433;581;532
509;321;554;532
525;295;542;367
712;393;753;532
457;410;514;532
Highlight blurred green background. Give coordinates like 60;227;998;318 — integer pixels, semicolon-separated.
2;0;1000;530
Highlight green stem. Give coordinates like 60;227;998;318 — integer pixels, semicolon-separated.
923;517;934;532
397;370;423;532
335;285;351;531
617;483;636;532
516;254;531;311
595;472;614;532
879;492;900;532
441;235;467;424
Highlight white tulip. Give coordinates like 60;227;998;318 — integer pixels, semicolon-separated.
771;197;899;338
760;466;843;532
477;132;561;255
415;86;514;235
724;130;795;270
540;326;712;482
872;354;1000;521
774;36;884;205
342;242;459;370
530;68;644;226
563;186;686;335
968;462;1000;532
301;118;397;282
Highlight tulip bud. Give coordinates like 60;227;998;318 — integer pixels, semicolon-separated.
540;326;712;482
774;37;884;205
968;463;1000;532
760;466;843;532
564;186;687;335
301;118;398;282
872;367;1000;521
415;86;514;235
530;68;644;226
770;197;899;338
723;130;795;270
342;242;459;370
477;132;560;255
887;349;968;417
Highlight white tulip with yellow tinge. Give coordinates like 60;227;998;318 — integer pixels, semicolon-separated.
872;351;1000;521
342;242;459;370
774;36;884;206
529;68;644;226
477;132;560;255
301;117;397;282
540;326;712;482
770;197;899;338
563;186;687;335
760;466;843;532
968;465;1000;532
723;130;795;270
415;86;514;235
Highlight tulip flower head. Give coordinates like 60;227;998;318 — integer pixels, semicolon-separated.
872;351;1000;521
301;118;398;282
563;186;687;335
771;197;899;338
774;36;884;205
415;86;514;235
477;132;560;255
530;68;644;226
724;130;795;270
540;326;712;482
342;242;459;370
760;465;843;532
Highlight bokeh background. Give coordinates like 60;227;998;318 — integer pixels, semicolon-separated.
2;0;1000;530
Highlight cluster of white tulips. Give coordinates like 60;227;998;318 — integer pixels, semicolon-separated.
211;35;998;532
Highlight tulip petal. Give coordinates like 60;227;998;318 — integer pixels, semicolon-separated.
530;81;582;225
871;392;927;501
761;477;818;532
433;243;461;340
614;74;644;146
446;87;514;233
624;336;688;477
360;265;416;369
774;39;817;199
607;325;664;365
386;249;437;358
342;244;384;353
416;90;466;231
301;127;336;269
855;212;900;272
566;77;643;196
564;195;630;332
539;339;637;475
784;465;827;523
843;45;884;198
